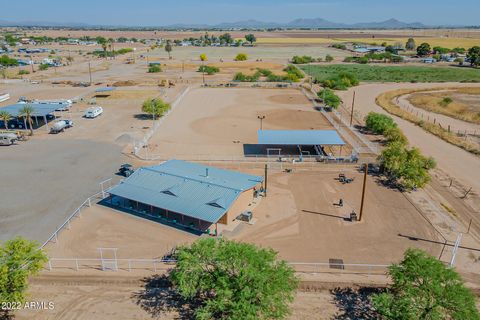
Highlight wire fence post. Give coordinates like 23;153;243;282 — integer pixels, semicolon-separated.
75;259;79;271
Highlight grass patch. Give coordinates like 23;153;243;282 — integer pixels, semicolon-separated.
440;203;457;217
376;89;480;155
407;88;480;124
301;64;480;83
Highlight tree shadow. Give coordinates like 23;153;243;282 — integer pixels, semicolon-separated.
0;311;13;320
132;274;197;319
331;287;383;320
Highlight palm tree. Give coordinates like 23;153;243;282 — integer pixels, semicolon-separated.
19;104;35;135
0;110;12;129
165;40;173;60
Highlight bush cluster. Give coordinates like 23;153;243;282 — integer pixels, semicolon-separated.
233;66;303;83
317;88;341;109
234;53;248;61
0;55;18;67
291;55;314;64
198;65;220;75
365;111;436;190
332;44;347;50
148;65;162;73
322;72;359;90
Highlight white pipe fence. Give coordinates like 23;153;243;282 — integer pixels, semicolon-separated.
45;257;389;275
40;179;112;249
133;86;190;159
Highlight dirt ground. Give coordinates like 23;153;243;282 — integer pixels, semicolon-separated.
14;275;340;320
146;87;350;158
44;167;441;267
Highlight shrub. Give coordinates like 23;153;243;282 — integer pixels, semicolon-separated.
325;54;334;62
365;112;397;135
18;69;30;75
332;44;347;50
198;65;219;75
291;55;314;64
283;65;304;79
322;72;359;90
256;68;273;77
439;97;453;107
0;55;18;67
233;72;260;82
317;88;341;109
384;126;408;144
148;65;162;73
39;64;49;71
234;53;248;61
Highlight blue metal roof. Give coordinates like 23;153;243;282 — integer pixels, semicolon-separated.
108;160;263;224
95;87;115;93
0;103;58;117
258;130;345;146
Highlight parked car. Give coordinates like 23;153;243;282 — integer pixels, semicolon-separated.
50;120;73;134
84;106;103;118
0;133;18;146
118;164;134;177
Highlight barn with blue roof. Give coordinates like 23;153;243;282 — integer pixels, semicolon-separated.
107;160;263;235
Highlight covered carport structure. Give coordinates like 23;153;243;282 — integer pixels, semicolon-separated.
0;103;60;131
244;130;346;158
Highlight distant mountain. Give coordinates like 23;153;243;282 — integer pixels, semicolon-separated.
0;18;433;29
350;19;426;29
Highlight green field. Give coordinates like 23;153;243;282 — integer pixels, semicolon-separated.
300;64;480;83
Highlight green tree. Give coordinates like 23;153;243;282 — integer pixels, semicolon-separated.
235;53;248;61
378;142;435;190
325;54;334;62
405;38;416;51
0;55;19;67
219;33;233;44
416;43;431;57
148;65;162;73
317;88;341;109
170;238;298;320
142;98;171;119
0;110;12;129
19;104;35;135
373;249;479;320
245;33;256;45
165;40;173;59
39;63;49;71
467;46;480;67
0;238;48;308
365;112;397;135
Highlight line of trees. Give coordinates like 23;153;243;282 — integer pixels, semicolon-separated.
365;112;436;190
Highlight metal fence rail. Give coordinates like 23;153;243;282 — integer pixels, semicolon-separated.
133;86;190;159
40;179;112;249
45;257;389;275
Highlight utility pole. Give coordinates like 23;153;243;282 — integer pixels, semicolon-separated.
350;90;356;127
88;61;92;85
257;115;265;130
358;163;368;221
264;164;268;197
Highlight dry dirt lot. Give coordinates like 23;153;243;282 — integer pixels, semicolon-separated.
147;87;350;158
0;83;184;243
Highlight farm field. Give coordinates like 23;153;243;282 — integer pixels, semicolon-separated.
301;64;480;83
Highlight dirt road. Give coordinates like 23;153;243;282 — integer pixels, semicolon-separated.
337;83;480;193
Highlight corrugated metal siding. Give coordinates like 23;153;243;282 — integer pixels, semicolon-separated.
108;160;263;223
258;130;345;146
0;103;60;117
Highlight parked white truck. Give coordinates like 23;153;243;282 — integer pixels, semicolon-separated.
49;120;73;134
84;106;103;118
0;133;18;145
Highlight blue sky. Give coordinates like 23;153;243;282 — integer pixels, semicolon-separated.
2;0;479;26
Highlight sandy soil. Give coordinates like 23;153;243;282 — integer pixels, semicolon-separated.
14;274;340;320
147;87;349;158
336;83;480;193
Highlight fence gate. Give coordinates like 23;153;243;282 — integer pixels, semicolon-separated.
267;148;283;171
98;247;118;271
